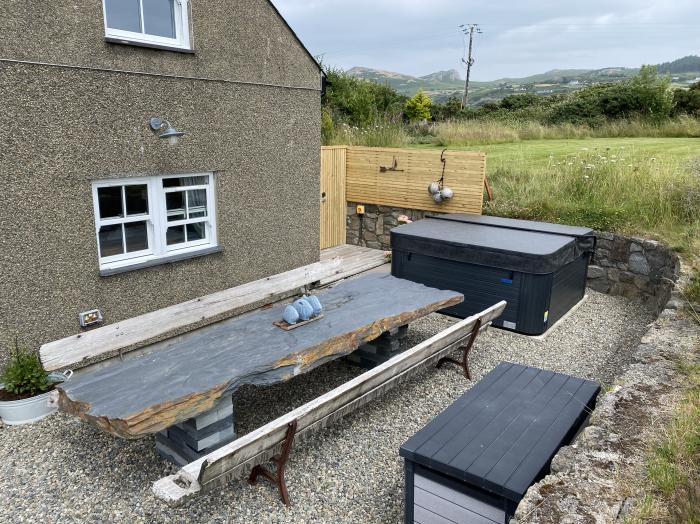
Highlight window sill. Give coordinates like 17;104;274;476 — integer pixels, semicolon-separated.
100;246;223;277
104;37;196;54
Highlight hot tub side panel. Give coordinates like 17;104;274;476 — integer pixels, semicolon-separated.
391;250;552;334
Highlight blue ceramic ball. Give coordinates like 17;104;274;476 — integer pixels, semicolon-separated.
293;299;313;321
283;305;300;325
306;295;323;316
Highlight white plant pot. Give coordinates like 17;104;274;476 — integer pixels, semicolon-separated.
0;370;72;426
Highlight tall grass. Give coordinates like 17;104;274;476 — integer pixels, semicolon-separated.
433;116;700;146
484;145;700;251
324;122;410;148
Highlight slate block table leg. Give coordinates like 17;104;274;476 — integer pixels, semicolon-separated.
346;324;409;368
156;395;236;466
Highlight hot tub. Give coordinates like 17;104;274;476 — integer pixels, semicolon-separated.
390;214;595;336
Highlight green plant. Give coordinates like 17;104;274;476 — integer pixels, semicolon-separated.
1;340;51;397
404;90;432;122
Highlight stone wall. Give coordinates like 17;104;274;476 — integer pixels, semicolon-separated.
346;203;428;251
587;232;681;313
512;281;700;523
346;203;681;312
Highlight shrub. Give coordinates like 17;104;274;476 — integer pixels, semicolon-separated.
404;90;433;122
1;341;51;397
673;82;700;116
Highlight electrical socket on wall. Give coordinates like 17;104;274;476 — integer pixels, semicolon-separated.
356;205;365;215
79;309;103;327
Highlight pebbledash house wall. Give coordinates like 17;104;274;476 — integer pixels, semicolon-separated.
0;1;322;362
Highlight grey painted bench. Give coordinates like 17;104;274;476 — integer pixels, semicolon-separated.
152;300;507;506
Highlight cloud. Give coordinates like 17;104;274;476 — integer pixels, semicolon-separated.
273;0;700;78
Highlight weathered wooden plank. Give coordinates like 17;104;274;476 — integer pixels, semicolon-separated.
40;249;390;372
151;301;506;506
57;274;464;439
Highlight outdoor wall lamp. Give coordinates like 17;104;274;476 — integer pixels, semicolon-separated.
149;117;185;146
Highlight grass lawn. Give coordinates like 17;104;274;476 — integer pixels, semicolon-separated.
416;137;700;254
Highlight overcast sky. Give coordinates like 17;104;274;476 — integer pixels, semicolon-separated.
273;0;700;80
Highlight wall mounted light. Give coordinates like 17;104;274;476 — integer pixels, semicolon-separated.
149;117;185;146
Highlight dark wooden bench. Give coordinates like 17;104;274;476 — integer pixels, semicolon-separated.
400;362;600;524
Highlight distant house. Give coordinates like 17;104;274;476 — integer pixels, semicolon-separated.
0;0;323;359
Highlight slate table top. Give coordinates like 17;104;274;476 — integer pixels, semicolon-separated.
58;273;463;438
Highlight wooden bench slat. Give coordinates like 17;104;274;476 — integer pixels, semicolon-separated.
40;257;362;371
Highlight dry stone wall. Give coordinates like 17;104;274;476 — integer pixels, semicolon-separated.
346;203;681;310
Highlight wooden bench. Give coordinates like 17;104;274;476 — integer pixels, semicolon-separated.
152;301;506;507
400;363;600;524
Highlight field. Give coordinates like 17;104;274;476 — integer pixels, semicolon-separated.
415;137;700;253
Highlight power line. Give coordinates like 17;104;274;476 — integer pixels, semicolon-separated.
460;24;482;108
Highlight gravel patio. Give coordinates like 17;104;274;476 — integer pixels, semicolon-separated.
0;290;654;523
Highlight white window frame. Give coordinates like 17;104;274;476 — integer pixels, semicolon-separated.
92;173;217;272
102;0;191;50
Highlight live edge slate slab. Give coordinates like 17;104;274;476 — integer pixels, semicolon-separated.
57;273;463;440
400;362;600;524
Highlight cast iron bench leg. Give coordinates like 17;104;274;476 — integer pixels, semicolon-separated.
437;318;482;380
248;419;298;506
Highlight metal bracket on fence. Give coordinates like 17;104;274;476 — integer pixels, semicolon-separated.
248;419;299;506
436;318;483;380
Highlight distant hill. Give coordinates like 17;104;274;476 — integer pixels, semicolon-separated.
420;69;462;82
347;56;700;105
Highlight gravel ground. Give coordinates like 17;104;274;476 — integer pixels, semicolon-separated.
0;290;654;523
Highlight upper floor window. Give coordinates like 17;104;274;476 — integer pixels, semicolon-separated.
92;174;217;272
103;0;191;50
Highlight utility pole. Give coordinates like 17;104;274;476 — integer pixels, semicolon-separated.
460;24;481;109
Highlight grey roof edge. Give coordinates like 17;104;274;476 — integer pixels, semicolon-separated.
266;0;324;78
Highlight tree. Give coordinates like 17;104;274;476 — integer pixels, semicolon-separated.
404;90;433;122
672;81;700;116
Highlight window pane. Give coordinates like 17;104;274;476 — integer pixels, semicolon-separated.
125;185;149;216
104;0;142;33
186;222;206;242
97;186;124;219
142;0;176;38
166;225;186;246
166;191;186;221
124;221;148;252
163;176;209;188
98;224;124;257
187;189;208;219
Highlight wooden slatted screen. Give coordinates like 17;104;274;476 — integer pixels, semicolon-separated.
345;146;486;214
320;146;347;249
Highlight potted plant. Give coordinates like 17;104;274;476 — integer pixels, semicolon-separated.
0;340;72;425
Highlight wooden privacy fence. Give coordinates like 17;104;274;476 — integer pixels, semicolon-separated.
320;146;486;249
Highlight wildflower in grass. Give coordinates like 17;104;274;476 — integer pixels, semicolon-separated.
585;164;595;170
651;157;657;162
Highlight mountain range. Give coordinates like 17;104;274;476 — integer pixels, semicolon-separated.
347;56;700;105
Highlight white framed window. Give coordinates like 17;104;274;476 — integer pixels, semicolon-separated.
92;173;217;271
102;0;191;50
